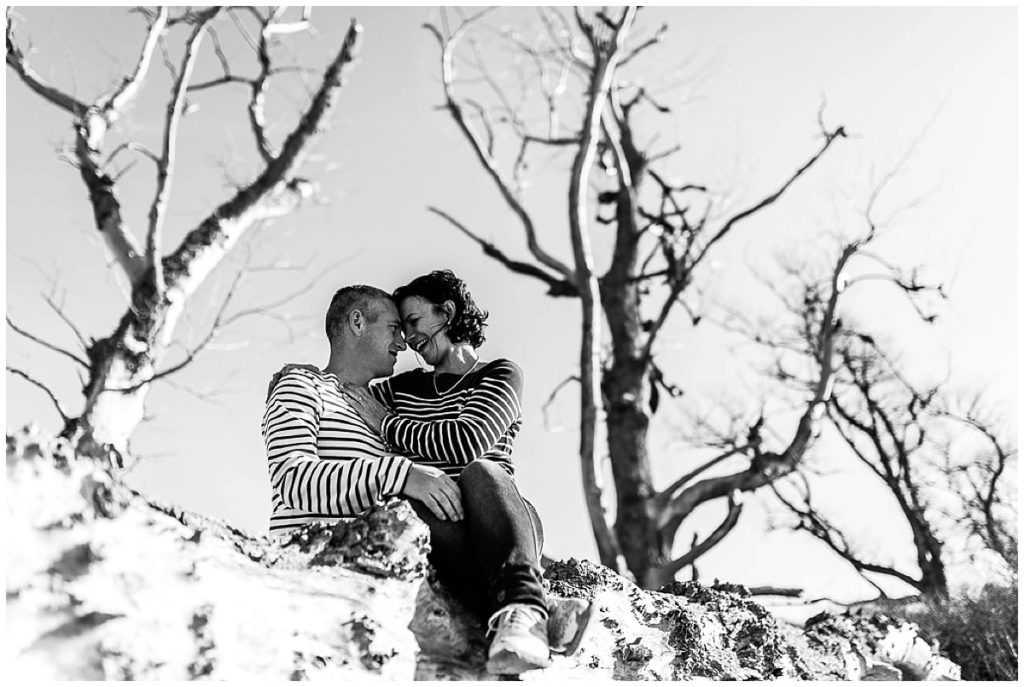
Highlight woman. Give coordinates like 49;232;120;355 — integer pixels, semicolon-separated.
337;269;556;675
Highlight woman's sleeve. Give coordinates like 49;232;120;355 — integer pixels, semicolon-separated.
369;376;394;409
379;360;523;465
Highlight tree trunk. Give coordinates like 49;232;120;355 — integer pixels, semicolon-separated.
908;509;948;597
598;112;667;587
600;283;668;587
8;16;366;468
60;278;185;466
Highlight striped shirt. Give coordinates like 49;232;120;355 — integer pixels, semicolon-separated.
373;359;524;479
262;368;412;536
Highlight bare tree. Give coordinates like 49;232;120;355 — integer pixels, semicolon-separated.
424;7;849;587
6;7;361;467
935;397;1018;569
743;211;1015;598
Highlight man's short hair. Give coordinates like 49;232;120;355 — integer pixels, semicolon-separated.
325;285;392;341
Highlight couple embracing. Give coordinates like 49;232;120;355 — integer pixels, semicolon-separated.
262;269;588;675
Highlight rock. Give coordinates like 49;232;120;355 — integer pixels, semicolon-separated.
310;499;430;580
5;425;964;681
864;662;903;680
803;610;962;681
540;558;804;680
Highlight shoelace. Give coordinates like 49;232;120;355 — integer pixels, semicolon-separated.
487;606;537;638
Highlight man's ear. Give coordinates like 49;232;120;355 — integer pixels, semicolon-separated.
348;309;365;335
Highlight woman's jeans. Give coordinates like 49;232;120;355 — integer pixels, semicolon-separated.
405;459;547;621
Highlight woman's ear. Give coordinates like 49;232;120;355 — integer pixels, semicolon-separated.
442;299;457;324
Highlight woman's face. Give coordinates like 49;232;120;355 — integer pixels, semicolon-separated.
399;296;451;366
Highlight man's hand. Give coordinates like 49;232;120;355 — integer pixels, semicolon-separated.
266;363;320;401
401;464;464;522
339;383;388;433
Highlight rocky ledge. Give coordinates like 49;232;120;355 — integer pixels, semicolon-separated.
6;426;960;680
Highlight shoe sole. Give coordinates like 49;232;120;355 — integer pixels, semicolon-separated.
486;649;552;675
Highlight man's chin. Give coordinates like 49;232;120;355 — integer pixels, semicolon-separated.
373;363;397;378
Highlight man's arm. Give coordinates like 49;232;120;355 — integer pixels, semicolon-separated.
380;360;523;465
263;370;412;516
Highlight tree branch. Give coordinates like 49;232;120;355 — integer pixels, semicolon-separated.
541;374;580;430
163;18;362;299
248;7;280;163
694;125;847;266
6;9;89;117
425;15;576;283
656;239;855;539
657;490;744;579
654;443;752;529
147;7;220;295
773;480;922;593
96;6;168;119
642;126;846;360
7;315;89;369
426;206;578;297
618;23;668;67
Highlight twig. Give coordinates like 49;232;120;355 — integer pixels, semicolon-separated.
6;366;69;422
42;293;89;351
541;374;580;430
7;315;89;369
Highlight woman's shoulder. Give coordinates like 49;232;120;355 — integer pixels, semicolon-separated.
476;358;524;384
385;367;431;388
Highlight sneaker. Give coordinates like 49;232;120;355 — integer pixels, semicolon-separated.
547;596;594;656
485;603;553;675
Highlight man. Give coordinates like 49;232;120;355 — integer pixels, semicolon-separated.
263;286;461;534
262;285;588;675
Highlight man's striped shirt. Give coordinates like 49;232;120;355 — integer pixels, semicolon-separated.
373;359;523;479
262;368;412;536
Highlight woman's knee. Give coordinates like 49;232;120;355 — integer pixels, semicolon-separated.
459;459;508;492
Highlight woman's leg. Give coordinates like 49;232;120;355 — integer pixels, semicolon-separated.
458;460;547;616
405;498;492;619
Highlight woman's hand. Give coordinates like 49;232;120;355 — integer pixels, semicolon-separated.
339;383;389;433
265;363;320;401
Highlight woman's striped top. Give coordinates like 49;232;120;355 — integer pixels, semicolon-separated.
262;368;412;535
372;358;523;479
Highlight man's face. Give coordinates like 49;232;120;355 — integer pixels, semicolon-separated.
359;298;407;377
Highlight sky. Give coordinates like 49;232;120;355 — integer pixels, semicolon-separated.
5;6;1018;606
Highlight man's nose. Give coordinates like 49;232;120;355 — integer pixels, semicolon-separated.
394;334;407;351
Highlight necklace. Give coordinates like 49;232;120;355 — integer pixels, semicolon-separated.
432;360;481;395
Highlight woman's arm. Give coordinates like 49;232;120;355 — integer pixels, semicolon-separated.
380;360;523;465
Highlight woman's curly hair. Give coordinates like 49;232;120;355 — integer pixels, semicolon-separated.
393;269;488;348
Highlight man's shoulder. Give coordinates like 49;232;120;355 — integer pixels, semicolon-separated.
271;366;332;397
